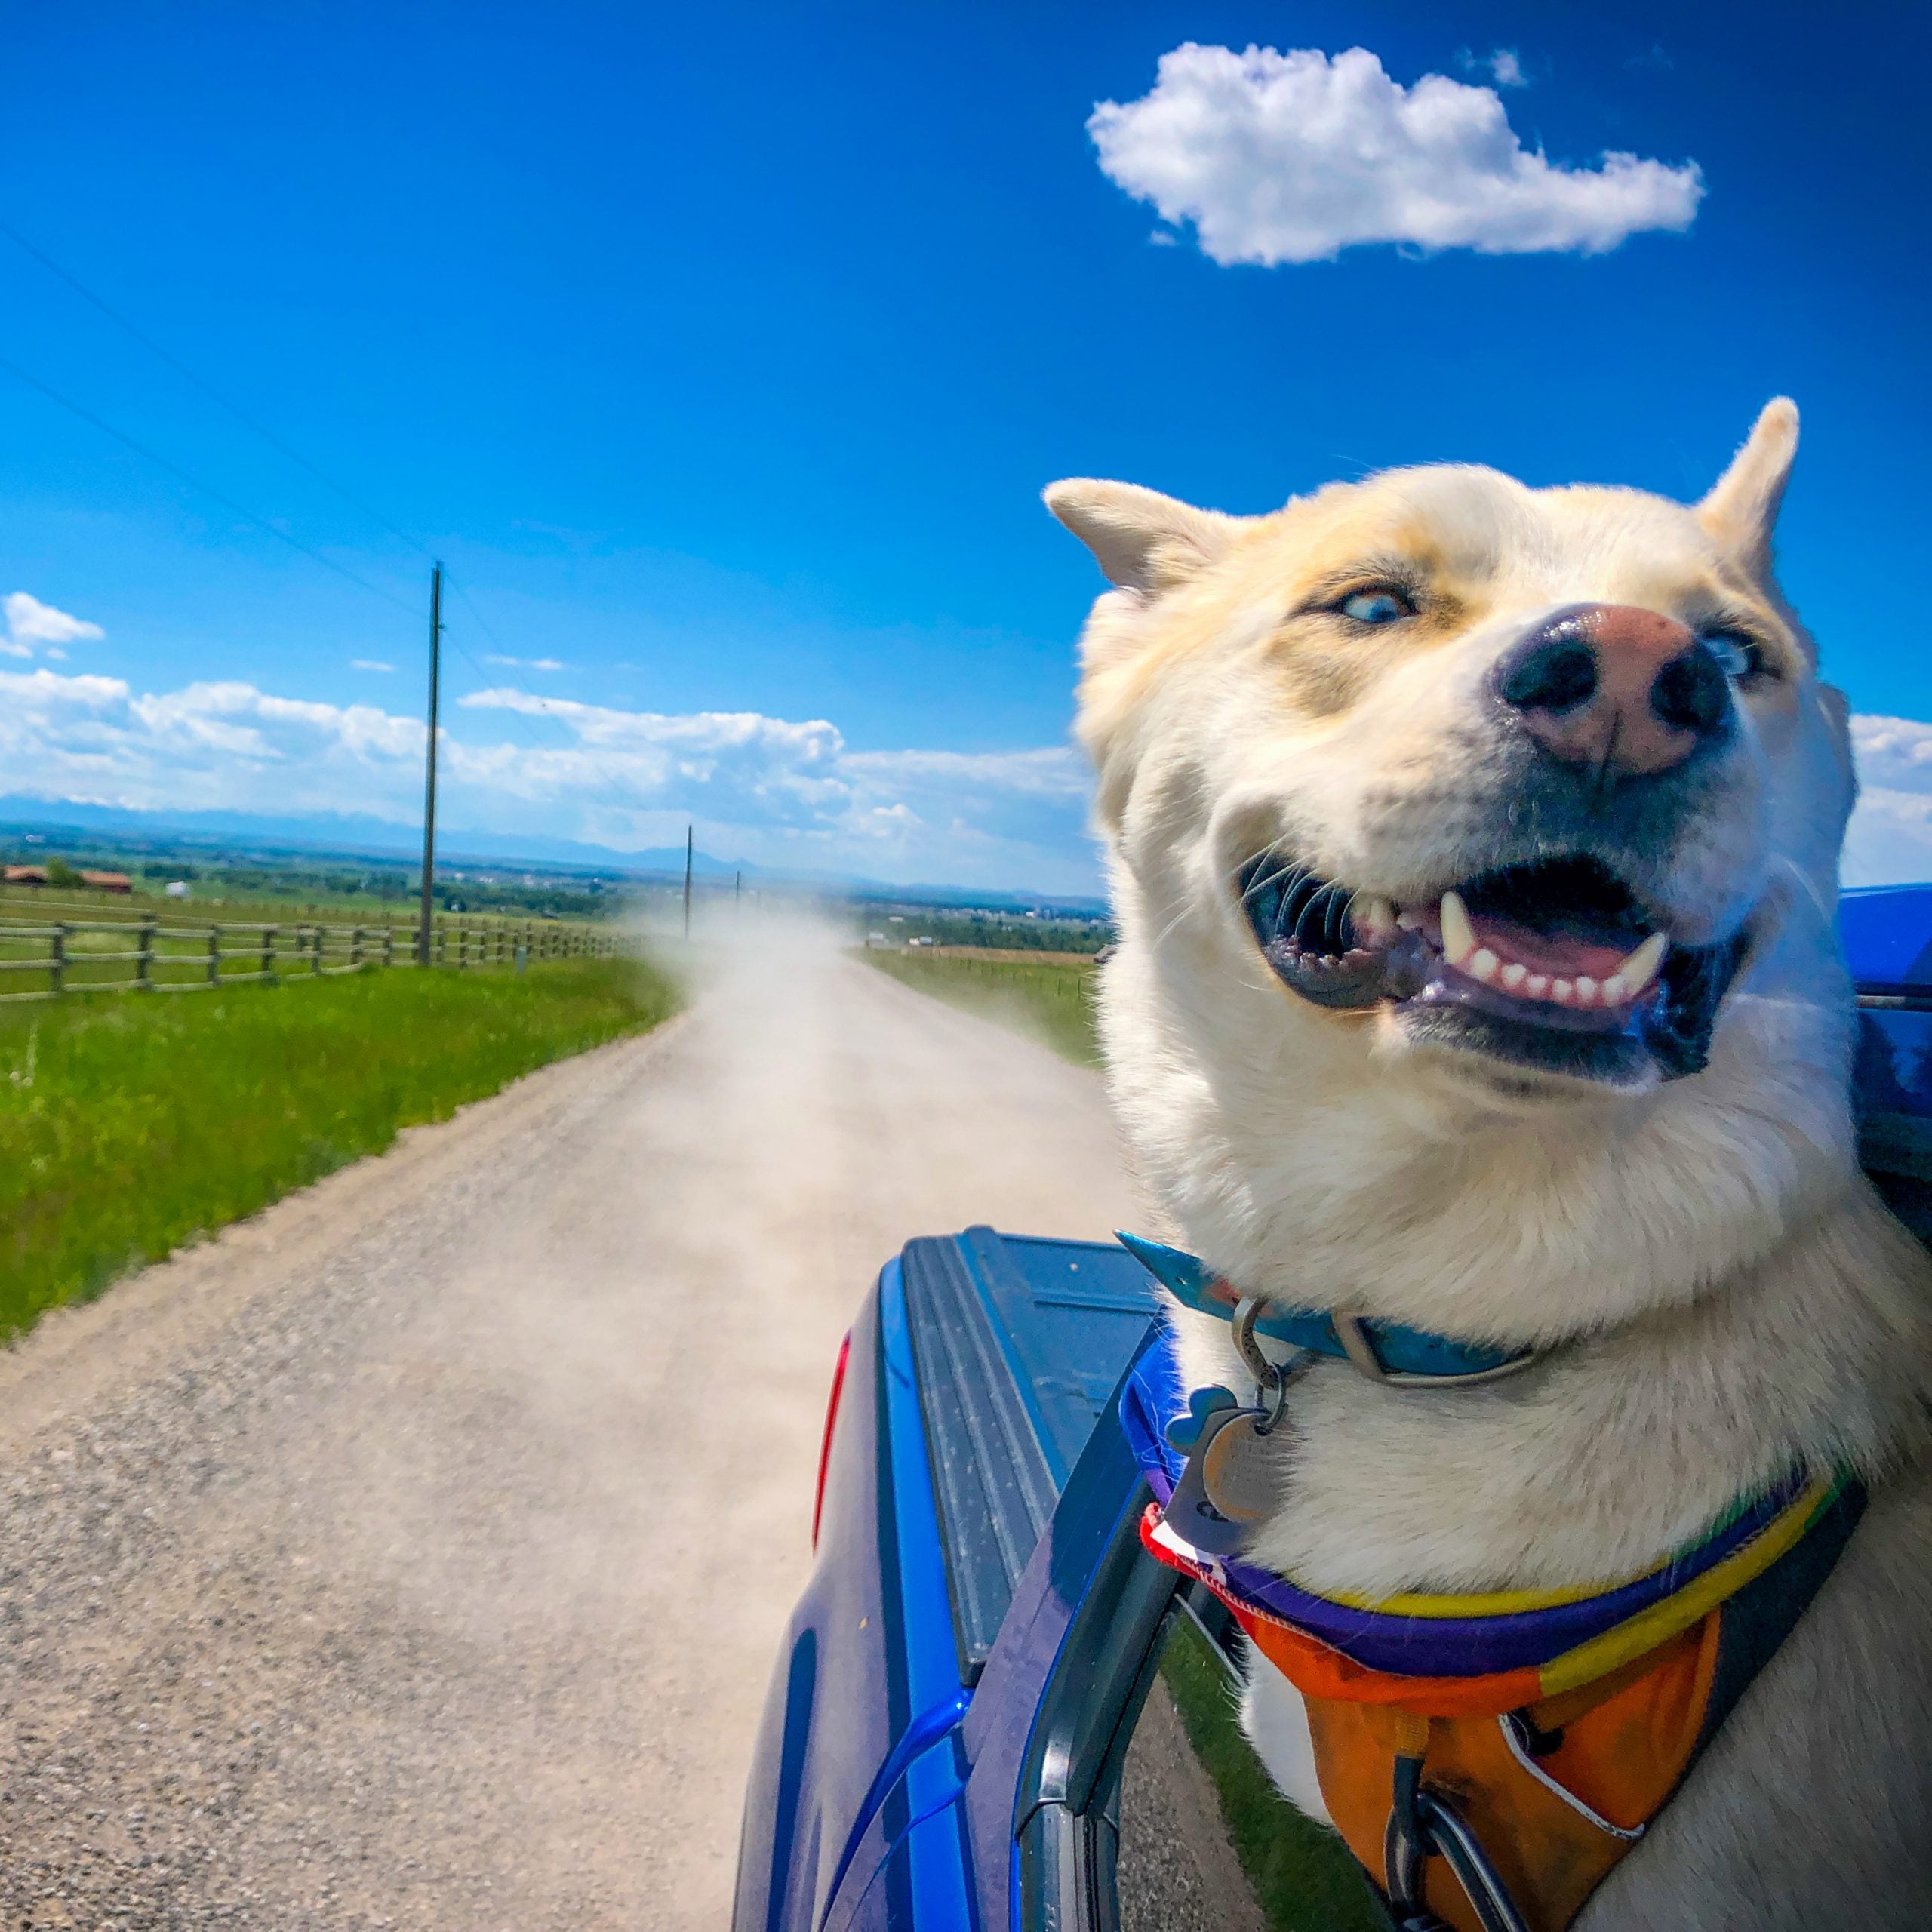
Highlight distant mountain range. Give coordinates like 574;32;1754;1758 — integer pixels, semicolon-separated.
0;795;1109;916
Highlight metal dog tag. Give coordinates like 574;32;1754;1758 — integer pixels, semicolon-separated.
1165;1402;1278;1557
1199;1410;1283;1524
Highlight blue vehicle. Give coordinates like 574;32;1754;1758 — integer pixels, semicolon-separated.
734;885;1932;1932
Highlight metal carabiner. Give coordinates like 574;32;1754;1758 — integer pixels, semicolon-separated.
1383;1783;1532;1932
1229;1296;1301;1435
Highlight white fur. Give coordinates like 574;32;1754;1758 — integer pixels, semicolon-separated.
1237;1638;1334;1828
1053;405;1932;1927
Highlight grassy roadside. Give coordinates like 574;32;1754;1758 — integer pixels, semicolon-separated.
862;949;1102;1067
1158;1615;1386;1930
0;957;681;1345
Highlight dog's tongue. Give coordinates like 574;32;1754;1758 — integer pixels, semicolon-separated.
1467;910;1633;982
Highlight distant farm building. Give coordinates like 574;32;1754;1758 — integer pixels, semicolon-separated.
6;866;133;891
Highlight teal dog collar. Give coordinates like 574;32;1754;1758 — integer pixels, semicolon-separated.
1118;1231;1540;1388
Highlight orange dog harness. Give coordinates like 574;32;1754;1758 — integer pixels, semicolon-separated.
1142;1475;1865;1932
1115;1266;1868;1932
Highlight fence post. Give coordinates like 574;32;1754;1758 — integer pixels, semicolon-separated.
262;925;276;982
384;927;395;969
207;924;221;988
310;924;323;976
137;916;157;992
351;924;364;970
50;921;66;997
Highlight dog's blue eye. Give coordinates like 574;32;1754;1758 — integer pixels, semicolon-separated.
1702;629;1764;681
1340;589;1412;625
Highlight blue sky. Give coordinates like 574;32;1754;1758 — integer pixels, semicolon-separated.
2;2;1929;892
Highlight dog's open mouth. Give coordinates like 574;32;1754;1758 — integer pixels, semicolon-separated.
1236;854;1749;1086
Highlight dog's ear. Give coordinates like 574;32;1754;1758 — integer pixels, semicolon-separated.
1044;480;1238;597
1697;398;1798;578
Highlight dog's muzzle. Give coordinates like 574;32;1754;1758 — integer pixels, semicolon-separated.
1236;854;1749;1088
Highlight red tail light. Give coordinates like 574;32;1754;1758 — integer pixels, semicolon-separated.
812;1330;852;1551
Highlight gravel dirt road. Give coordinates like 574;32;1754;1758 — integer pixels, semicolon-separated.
0;931;1143;1931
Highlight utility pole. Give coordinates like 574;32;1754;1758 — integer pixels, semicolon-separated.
734;869;742;912
418;561;443;968
681;825;694;940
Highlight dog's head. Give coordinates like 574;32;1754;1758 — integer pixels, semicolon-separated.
1051;403;1863;1338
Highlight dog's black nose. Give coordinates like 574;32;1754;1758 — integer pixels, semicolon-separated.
1495;604;1732;777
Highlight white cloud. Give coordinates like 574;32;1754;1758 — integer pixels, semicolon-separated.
484;653;565;672
352;658;395;673
1089;42;1703;266
1845;715;1932;885
5;591;105;657
1850;715;1932;792
1457;46;1527;88
0;666;1102;892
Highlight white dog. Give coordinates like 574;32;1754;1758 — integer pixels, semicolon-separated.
1051;404;1932;1930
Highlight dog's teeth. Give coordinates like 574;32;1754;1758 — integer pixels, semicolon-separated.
1574;976;1599;1006
1396;909;1421;931
1439;891;1475;967
1524;974;1549;998
1617;931;1669;994
1551;979;1575;1004
1601;974;1629;1004
1468;947;1500;984
1353;894;1396;943
1500;961;1527;991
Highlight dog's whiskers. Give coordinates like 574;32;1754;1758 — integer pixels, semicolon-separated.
1294;881;1354;954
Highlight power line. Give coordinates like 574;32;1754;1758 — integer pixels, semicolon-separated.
0;214;432;560
0;220;664;850
0;350;417;614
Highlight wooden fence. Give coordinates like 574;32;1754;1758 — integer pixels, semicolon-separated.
0;915;623;1004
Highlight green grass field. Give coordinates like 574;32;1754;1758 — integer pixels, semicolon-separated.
863;949;1102;1066
0;956;681;1344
